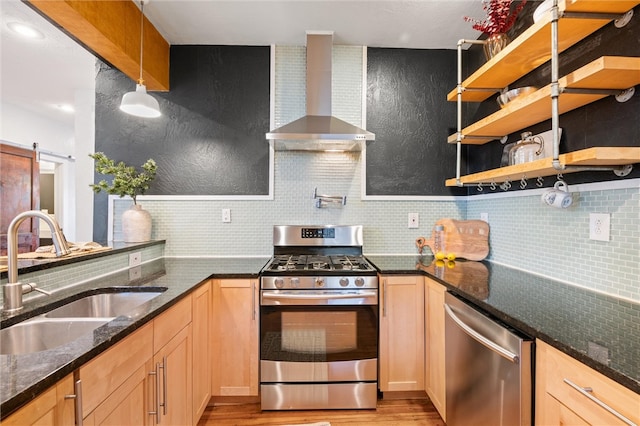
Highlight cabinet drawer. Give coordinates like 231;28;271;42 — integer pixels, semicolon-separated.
153;295;192;353
80;322;153;416
537;340;639;425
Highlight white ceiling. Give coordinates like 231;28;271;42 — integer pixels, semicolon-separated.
145;0;486;48
0;0;96;125
0;0;486;126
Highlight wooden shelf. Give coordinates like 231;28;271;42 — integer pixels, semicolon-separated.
446;0;640;102
447;56;640;145
445;147;640;186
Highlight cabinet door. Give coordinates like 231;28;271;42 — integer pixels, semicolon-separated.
91;362;152;426
379;275;425;392
80;323;154;418
211;279;259;396
151;294;193;424
192;280;212;422
154;324;193;426
424;277;446;421
3;374;75;426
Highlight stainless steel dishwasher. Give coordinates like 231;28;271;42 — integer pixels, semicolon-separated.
444;292;533;426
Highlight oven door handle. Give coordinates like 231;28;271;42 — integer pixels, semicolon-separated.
262;291;377;300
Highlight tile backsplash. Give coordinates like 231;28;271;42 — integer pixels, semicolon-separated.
466;184;639;302
1;244;164;305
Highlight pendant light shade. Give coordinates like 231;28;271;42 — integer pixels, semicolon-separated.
120;83;161;117
120;0;160;118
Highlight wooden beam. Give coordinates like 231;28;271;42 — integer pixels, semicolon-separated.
27;0;169;91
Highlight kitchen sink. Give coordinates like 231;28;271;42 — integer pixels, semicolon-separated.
0;317;111;355
44;291;163;318
0;290;164;355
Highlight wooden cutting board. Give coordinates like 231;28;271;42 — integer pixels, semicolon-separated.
416;219;490;261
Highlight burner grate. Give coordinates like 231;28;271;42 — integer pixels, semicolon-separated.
266;254;374;273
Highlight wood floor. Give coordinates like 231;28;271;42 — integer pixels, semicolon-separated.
198;399;445;425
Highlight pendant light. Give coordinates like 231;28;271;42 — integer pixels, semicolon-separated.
120;0;161;118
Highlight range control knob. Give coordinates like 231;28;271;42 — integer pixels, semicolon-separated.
339;277;350;287
274;278;285;289
315;277;325;287
354;277;365;287
290;278;300;288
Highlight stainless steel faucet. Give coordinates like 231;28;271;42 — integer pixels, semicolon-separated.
3;210;71;312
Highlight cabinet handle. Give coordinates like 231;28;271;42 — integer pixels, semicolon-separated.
148;367;160;424
64;379;83;426
252;281;256;321
563;378;637;426
444;303;519;363
161;356;168;415
382;279;387;317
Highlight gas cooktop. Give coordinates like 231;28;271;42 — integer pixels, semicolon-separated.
262;254;376;274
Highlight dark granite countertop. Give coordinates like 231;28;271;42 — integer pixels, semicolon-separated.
0;256;269;420
2;253;637;419
368;255;640;394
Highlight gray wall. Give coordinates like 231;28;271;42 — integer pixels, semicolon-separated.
94;46;270;242
366;48;465;196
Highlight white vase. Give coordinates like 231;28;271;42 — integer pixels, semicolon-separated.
121;204;152;242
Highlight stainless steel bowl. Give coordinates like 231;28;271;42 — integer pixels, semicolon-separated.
497;87;537;108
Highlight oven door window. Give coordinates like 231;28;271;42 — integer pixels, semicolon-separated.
260;305;378;363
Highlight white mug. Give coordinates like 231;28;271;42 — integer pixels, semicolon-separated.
541;181;573;208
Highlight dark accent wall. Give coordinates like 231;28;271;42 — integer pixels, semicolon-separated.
366;48;466;196
465;2;640;191
93;45;270;242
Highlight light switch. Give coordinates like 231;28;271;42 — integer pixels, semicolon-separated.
222;208;231;223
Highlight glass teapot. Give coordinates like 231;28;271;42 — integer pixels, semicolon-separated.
509;131;545;165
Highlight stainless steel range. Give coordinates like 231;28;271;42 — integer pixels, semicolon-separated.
260;225;379;410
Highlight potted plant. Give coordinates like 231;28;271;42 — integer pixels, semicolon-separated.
464;0;527;60
90;152;157;242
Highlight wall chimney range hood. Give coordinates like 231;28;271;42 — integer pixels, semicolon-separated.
266;31;375;151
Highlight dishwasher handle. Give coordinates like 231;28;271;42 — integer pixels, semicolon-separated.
444;303;519;364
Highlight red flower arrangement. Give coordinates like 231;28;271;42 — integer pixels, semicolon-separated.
464;0;527;34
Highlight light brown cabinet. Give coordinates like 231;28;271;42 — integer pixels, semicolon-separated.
379;275;425;393
192;280;212;421
152;295;193;426
85;363;152;426
3;374;75;426
535;339;639;426
79;321;154;424
211;278;259;397
424;277;446;421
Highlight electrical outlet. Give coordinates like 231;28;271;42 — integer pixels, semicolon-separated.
408;213;419;229
589;213;610;241
129;252;142;267
222;208;231;223
480;212;489;223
